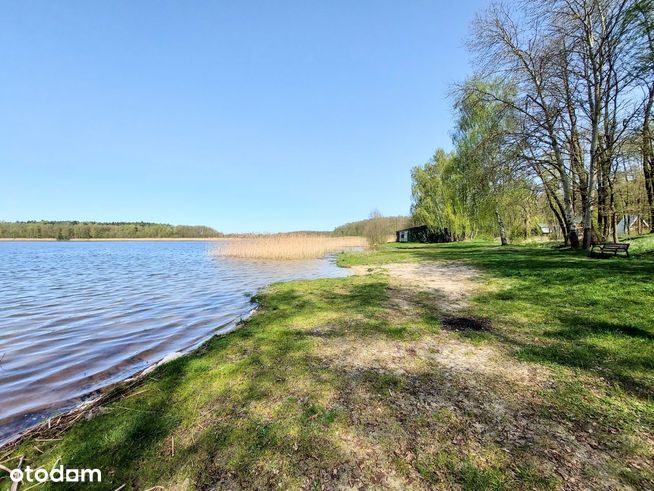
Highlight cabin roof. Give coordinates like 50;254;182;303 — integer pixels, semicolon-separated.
396;225;427;233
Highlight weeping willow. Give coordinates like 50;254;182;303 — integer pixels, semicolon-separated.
411;78;538;242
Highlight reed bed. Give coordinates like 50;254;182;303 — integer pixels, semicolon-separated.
213;234;367;260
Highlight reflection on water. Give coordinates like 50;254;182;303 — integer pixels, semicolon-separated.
0;240;350;444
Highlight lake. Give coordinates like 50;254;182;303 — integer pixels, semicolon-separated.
0;240;350;445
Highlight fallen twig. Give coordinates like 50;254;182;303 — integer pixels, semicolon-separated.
9;455;23;491
112;405;157;413
22;467;47;491
23;482;45;491
0;450;17;463
122;389;149;400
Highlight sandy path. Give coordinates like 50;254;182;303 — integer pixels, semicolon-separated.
350;261;480;312
321;261;626;489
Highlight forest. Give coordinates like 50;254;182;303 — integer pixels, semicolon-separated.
411;0;654;247
0;221;222;239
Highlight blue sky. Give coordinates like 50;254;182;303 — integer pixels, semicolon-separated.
0;0;488;233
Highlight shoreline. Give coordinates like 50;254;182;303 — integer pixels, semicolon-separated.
1;242;652;488
0;251;348;449
0;303;261;451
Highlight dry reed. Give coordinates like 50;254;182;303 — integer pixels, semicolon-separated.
213;234;367;260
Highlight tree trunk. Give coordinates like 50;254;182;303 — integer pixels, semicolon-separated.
609;178;617;243
523;213;529;240
546;192;568;244
583;105;600;251
645;160;654;232
539;168;568;245
597;165;609;241
644;121;654;233
642;82;654;232
496;207;508;246
561;167;581;249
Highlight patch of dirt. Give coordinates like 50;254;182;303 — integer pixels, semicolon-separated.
351;262;480;312
317;330;627;488
318;261;630;488
441;316;492;332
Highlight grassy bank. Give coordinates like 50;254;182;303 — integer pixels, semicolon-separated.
1;239;653;489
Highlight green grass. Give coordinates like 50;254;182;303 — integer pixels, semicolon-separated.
340;238;654;397
1;238;654;489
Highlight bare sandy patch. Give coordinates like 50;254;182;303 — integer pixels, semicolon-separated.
312;261;629;488
336;262;539;383
351;262;480;312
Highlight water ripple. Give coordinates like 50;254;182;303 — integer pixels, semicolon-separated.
0;240;349;444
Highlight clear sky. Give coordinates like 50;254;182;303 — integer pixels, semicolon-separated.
1;0;488;233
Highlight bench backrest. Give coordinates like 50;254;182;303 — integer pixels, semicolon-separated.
602;243;629;250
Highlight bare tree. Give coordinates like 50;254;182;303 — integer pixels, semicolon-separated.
469;0;646;248
470;2;583;247
627;0;654;231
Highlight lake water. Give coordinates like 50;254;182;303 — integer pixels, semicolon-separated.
0;240;350;445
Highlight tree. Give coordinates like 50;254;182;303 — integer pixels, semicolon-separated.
470;2;582;247
410;79;537;246
452;77;526;245
362;210;390;248
468;0;647;248
411;150;470;238
627;0;654;231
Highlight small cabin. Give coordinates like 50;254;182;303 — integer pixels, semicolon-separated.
396;225;452;243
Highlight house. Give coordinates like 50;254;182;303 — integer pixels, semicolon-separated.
616;215;649;235
396;225;452;243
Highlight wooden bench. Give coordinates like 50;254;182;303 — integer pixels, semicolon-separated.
590;242;630;257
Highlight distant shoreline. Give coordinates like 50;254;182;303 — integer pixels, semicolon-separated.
0;237;236;242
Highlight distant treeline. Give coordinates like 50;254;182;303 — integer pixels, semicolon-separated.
332;216;412;237
0;221;222;239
